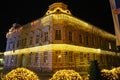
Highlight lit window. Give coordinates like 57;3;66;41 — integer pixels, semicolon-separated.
55;51;62;62
55;30;61;40
109;42;112;49
21;54;25;67
0;59;4;66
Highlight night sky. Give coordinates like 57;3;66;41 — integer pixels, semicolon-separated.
0;0;115;52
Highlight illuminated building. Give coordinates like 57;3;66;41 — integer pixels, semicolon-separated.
4;2;120;77
0;52;4;72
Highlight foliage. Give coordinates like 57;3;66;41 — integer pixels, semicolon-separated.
2;67;39;80
50;69;83;80
101;67;120;80
88;60;101;80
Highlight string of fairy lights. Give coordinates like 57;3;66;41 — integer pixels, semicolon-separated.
2;66;120;80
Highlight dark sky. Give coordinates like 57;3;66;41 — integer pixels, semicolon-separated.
0;0;115;52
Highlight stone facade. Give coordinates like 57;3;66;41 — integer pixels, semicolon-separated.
4;2;120;76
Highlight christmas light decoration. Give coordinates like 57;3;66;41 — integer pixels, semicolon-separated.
2;67;39;80
101;67;120;80
50;69;83;80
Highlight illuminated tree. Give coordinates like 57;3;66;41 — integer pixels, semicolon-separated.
101;68;120;80
101;69;114;80
50;69;83;80
2;67;39;80
88;60;101;80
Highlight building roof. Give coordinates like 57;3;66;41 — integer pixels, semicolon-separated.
6;2;116;40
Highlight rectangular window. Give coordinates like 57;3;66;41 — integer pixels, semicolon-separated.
36;35;39;44
43;52;48;63
87;53;90;62
15;55;17;65
30;53;32;64
86;35;89;45
80;52;83;62
45;32;48;42
91;36;94;46
55;30;61;40
19;40;21;47
55;51;62;62
93;54;95;60
69;32;72;41
6;56;9;65
109;42;112;49
100;54;103;63
68;51;73;62
17;40;19;48
30;37;33;45
23;38;27;46
79;34;82;44
35;53;39;64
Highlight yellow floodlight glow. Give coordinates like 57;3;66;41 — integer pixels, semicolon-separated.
41;13;115;39
4;44;101;55
58;55;62;58
98;49;101;53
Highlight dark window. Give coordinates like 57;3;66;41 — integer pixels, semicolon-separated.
17;40;19;48
45;32;48;42
35;53;39;64
69;31;72;41
80;52;83;62
36;35;39;44
86;35;89;45
30;37;33;45
79;34;82;43
55;30;61;40
68;51;73;62
91;36;94;46
29;52;32;65
23;38;27;46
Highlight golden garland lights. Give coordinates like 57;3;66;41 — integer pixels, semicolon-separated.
2;67;40;80
101;67;120;80
50;69;83;80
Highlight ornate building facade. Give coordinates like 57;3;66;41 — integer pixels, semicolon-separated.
4;2;120;77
